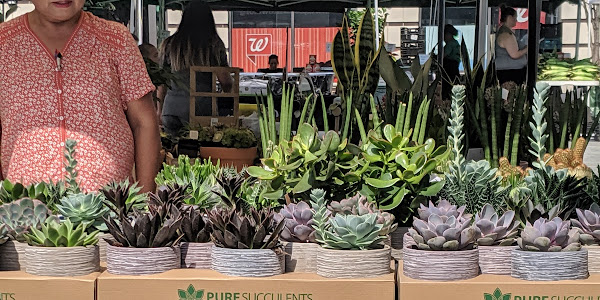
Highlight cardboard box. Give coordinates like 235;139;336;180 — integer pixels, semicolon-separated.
0;271;100;300
97;269;395;300
398;261;600;300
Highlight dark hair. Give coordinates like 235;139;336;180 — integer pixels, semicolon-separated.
444;24;458;37
269;54;278;62
139;43;156;58
500;5;517;22
160;0;225;71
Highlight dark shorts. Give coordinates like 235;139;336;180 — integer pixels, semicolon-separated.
497;67;527;85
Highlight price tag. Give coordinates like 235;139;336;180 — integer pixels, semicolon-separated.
502;88;509;100
189;130;199;140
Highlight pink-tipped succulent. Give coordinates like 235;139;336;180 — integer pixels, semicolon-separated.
518;217;581;252
417;200;469;222
274;201;316;243
571;203;600;246
474;204;519;246
328;193;397;235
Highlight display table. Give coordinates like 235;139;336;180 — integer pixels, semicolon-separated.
538;80;600;87
97;269;395;300
397;261;600;300
0;270;100;300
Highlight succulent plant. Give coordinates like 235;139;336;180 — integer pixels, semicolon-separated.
474;204;519;246
214;170;246;210
0;180;48;205
571;203;600;246
512;200;562;227
409;212;477;251
148;184;188;213
57;193;109;232
518;217;581;252
207;207;284;249
274;202;316;243
25;218;98;247
310;189;386;250
416;200;469;222
0;224;7;245
180;206;211;243
101;180;147;211
328;193;397;236
0;198;57;242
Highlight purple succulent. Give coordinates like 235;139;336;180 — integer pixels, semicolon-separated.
474;204;519;246
518;217;581;252
571;203;600;246
417;200;469;222
274;202;316;243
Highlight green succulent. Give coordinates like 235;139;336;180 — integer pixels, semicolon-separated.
248;123;362;202
310;189;386;250
0;198;57;242
328;193;397;236
101;180;149;213
57;193;109;232
359;124;450;222
0;224;8;245
25;218;98;247
0;180;48;205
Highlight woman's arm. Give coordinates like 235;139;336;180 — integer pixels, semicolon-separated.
126;92;161;193
156;85;166;125
216;69;233;93
499;33;528;59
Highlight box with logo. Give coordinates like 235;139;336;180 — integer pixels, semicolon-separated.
0;271;100;300
398;261;600;300
97;269;395;300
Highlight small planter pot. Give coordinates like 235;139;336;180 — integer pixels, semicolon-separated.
25;246;99;276
403;247;479;281
478;245;518;275
511;249;588;281
283;242;318;273
0;240;28;271
180;242;212;269
211;246;284;277
106;244;180;275
200;147;257;171
585;245;600;274
390;227;410;249
98;233;115;263
316;246;391;279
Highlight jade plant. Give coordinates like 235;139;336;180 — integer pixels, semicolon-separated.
25;218;98;247
274;201;316;243
310;189;387;250
518;217;581;252
248;123;361;202
0;198;57;242
57;193;109;232
474;204;519;246
328;193;397;236
571;203;600;246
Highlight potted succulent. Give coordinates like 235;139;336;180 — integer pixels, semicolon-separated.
311;189;391;279
0;198;55;271
179;205;212;269
403;200;479;281
103;185;184;275
475;204;519;275
571;203;600;273
195;125;258;171
274;201;318;273
207;172;285;277
24;218;99;277
512;217;587;281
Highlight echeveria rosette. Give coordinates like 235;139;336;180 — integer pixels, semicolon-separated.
417;200;469;222
274;201;316;243
517;217;581;252
328;193;397;236
409;213;476;251
571;203;600;246
474;204;519;246
0;198;58;242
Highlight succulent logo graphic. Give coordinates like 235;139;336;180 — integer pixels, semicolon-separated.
484;288;511;300
178;285;204;300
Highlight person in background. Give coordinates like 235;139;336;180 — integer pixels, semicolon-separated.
305;54;321;73
0;0;160;192
259;54;282;73
139;43;159;63
158;1;233;137
442;24;461;100
495;5;528;85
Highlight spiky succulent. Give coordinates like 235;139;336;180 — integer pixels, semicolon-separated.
56;193;109;232
518;217;581;252
514;200;562;227
207;207;284;249
474;204;519;246
180;206;211;243
214;170;246;210
409;212;477;251
571;203;600;246
148;184;188;213
25;218;98;247
328;193;397;236
274;202;316;243
310;189;386;250
101;180;147;211
417;200;469;221
0;198;57;242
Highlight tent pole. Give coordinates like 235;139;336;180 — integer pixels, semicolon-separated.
137;0;143;45
374;0;379;49
576;0;581;60
437;0;445;68
527;0;542;101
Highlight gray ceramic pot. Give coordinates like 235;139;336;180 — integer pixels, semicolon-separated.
106;244;180;275
0;240;28;271
283;242;318;273
316;246;391;279
585;245;600;274
511;248;588;281
478;245;517;275
403;247;479;281
25;246;99;276
180;242;212;269
211;246;284;277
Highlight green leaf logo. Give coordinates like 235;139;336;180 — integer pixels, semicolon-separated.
484;288;511;300
178;284;204;300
